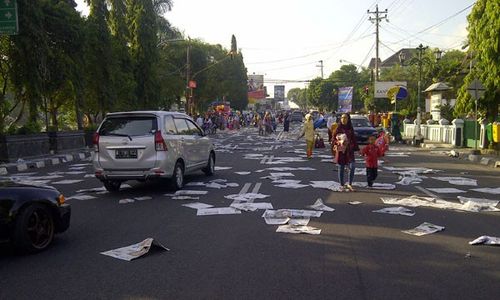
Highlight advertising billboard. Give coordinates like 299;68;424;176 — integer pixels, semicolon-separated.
274;85;285;101
338;87;353;113
374;81;407;98
248;74;266;104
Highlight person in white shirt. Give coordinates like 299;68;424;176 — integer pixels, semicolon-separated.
196;115;204;128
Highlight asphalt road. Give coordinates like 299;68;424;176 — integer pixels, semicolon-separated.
1;123;499;300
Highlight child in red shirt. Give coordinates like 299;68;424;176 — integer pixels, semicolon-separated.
360;135;384;187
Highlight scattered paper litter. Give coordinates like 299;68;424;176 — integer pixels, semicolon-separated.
214;166;233;170
264;217;290;225
134;196;152;201
67;194;96;201
348;201;363;205
119;198;135;204
172;195;199;200
269;172;295;177
225;193;270;202
457;196;499;207
182;202;214;209
427;187;467;194
469;236;500;246
373;206;415;216
76;187;107;193
274;182;309;189
352;182;396;190
381;195;500;212
310;181;343;192
64;171;86;175
235;171;251;175
52;179;83;184
276;225;321;235
186;182;206;187
197;207;242;216
230;202;273;211
471;187;500;195
402;222;445;236
100;238;169;261
431;177;478;186
262;209;323;218
307;198;335;212
395;175;423;185
174;190;208;195
288;218;310;226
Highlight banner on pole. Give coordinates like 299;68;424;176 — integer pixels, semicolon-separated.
338;87;353;113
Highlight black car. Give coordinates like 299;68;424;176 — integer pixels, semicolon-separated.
0;181;70;253
351;115;378;144
290;111;303;122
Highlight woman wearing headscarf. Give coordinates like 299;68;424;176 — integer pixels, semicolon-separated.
332;113;359;191
298;113;315;159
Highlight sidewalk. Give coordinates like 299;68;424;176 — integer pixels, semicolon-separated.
0;148;92;175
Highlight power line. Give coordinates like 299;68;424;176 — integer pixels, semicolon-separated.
391;3;474;45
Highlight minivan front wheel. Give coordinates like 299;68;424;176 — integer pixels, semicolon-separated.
103;180;121;192
171;161;184;190
203;152;215;176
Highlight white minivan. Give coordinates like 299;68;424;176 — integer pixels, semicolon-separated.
92;111;216;192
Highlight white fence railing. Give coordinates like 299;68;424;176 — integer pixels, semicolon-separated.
402;119;464;146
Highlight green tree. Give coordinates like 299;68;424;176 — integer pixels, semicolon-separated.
456;0;500;121
287;88;305;109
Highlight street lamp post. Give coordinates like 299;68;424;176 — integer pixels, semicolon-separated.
399;44;441;145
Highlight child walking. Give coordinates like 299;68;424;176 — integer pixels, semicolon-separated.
360;135;384;187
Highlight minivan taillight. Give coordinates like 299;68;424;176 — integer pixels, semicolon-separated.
92;132;100;152
155;131;167;151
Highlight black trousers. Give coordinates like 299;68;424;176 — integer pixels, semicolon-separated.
367;167;378;186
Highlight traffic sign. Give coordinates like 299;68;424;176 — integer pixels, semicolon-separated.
467;78;485;100
0;0;18;35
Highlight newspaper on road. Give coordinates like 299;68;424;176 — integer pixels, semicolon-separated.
307;198;335;212
402;222;445;236
373;206;415;216
431;177;478;186
469;236;500;246
230;202;273;212
381;195;500;212
262;209;323;218
100;238;170;261
196;207;242;216
276;225;321;235
182;202;214;209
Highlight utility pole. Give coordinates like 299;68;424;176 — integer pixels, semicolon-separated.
368;4;388;81
316;60;324;79
185;38;191;114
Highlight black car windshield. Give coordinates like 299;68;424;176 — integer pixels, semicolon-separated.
99;116;157;136
352;118;370;127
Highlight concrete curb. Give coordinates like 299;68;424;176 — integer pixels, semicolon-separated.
0;149;92;175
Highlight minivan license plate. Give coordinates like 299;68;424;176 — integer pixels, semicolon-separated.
115;149;138;159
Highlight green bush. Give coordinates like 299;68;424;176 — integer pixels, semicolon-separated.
16;122;42;135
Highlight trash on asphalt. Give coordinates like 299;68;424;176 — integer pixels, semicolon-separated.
134;196;152;201
67;194;96;200
230;202;273;211
307;198;335;211
431;177;477;186
471;187;500;195
171;195;200;200
348;201;363;205
288;217;310;226
234;171;251;175
457;196;499;207
174;190;209;196
395;174;423;185
196;207;242;216
51;179;84;184
274;181;309;189
76;187;107;193
310;181;343;192
214;166;233;170
276;225;321;235
119;198;135;204
264;217;290;225
469;236;500;246
381;195;499;212
427;187;467;194
262;209;323;218
352;182;396;190
372;206;415;216
182;202;214;209
402;222;445;236
100;238;170;261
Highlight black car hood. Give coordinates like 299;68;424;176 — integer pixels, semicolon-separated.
354;126;377;132
0;180;56;191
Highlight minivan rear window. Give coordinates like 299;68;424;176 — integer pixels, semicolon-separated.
99;116;157;136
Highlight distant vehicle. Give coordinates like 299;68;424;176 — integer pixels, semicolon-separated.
309;110;320;121
92;111;216;192
0;181;70;253
290;111;304;122
351;114;377;144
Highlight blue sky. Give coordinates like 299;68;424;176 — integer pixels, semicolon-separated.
75;0;475;94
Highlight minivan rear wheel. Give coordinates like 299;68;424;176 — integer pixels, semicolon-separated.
103;180;121;192
203;152;215;176
171;161;184;190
